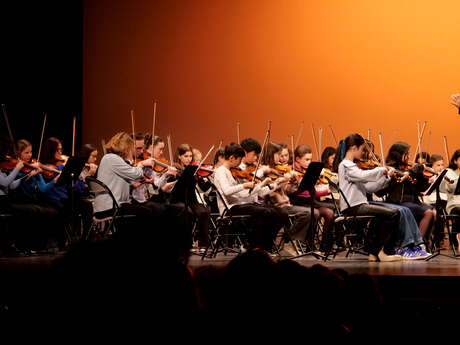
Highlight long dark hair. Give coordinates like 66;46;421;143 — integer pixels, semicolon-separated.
449;149;460;170
332;133;364;172
321;146;336;169
262;142;282;168
78;144;97;162
40;137;61;165
386;142;410;167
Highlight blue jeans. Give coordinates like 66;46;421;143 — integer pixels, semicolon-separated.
371;202;423;248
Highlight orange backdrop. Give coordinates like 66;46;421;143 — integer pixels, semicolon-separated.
83;0;460;163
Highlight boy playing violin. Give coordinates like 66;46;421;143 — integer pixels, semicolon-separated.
213;142;285;252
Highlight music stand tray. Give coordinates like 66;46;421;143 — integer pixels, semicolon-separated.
56;156;86;185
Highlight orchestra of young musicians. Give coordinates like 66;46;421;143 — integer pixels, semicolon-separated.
2;106;460;260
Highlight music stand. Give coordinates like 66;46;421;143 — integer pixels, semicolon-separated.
289;162;328;261
56;156;86;244
423;170;459;261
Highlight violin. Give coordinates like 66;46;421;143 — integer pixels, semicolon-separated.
193;163;214;177
230;167;261;183
355;159;379;170
0;155;40;174
274;164;293;174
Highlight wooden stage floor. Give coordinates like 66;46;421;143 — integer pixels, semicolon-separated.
189;250;460;277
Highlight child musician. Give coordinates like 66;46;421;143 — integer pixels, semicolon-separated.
383;142;435;239
336;133;401;262
289;144;335;253
260;142;315;246
164;143;211;249
213;142;284;252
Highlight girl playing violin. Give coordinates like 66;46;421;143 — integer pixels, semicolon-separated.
289;144;335;253
12;139;68;251
260;142;315;247
336;134;402;261
213;142;283;252
382;142;436;241
167;143;211;249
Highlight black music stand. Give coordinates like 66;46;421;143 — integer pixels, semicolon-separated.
423;170;459;261
289;162;328;261
57;156;86;243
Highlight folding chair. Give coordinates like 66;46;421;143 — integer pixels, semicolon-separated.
427;205;460;259
202;183;251;259
85;177;136;240
326;178;376;259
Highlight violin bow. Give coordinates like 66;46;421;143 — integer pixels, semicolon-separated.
101;139;107;156
37;113;47;162
217;139;223;151
362;137;380;166
311;123;320;161
290;134;295;171
248;120;271;194
130;109;136;162
367;128;371;141
194;145;215;176
294;121;304;148
378;132;386;168
167;133;174;166
237;121;240;144
413;121;427;165
425;130;431;156
443;136;450;162
329;125;338;146
72;115;76;157
152;101;157;145
318;127;323;157
1;104;15;147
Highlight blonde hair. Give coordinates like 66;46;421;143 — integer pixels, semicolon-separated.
105;132;134;159
15;139;32;158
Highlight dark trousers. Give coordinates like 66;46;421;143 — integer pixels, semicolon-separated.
450;206;460;234
229;203;284;251
175;202;211;247
344;203;399;256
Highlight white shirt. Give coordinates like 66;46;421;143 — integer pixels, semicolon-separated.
213;165;275;214
94;153;143;213
443;168;460;214
338;159;390;211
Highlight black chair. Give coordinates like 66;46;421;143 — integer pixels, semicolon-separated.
202;183;251;259
429;204;460;259
85;177;136;240
326;178;376;259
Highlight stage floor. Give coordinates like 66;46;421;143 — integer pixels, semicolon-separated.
188;250;460;277
0;249;459;277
